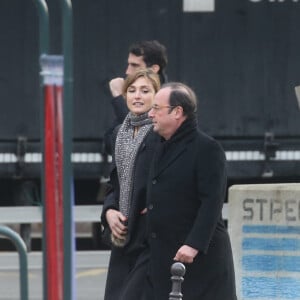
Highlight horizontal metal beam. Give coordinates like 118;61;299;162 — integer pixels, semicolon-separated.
0;204;229;224
0;205;102;224
2;150;300;164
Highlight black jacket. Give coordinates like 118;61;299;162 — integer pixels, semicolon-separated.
146;118;237;300
104;96;128;155
101;127;160;300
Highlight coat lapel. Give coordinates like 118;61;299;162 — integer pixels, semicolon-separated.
153;141;187;178
151;118;197;178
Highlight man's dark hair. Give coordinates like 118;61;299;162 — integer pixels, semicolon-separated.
162;82;197;119
129;40;168;83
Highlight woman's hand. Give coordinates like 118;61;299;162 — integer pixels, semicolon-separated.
106;209;128;239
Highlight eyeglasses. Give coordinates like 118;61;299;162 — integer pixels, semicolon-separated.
151;104;176;112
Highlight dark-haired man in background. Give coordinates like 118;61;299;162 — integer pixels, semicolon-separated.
109;40;168;123
104;41;168;155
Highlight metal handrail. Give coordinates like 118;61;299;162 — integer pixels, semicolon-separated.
32;0;49;55
60;1;74;299
0;225;28;300
31;1;49;299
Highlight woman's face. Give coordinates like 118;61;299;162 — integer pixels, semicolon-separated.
126;76;156;115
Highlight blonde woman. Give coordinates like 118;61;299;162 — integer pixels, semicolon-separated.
101;69;160;300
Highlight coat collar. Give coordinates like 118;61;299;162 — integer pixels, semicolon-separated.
152;117;197;177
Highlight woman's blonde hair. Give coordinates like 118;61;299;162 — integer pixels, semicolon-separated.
122;68;161;98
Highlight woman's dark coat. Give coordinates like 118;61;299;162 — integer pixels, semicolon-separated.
146;119;237;300
101;128;160;300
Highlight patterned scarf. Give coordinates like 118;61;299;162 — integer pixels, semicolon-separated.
113;111;152;246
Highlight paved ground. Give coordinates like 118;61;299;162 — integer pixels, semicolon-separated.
0;250;110;300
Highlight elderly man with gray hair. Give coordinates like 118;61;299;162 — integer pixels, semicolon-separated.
145;82;237;300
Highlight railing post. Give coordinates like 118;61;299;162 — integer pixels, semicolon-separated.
0;225;28;300
32;0;49;55
40;54;65;300
31;1;49;299
169;262;186;300
59;1;74;299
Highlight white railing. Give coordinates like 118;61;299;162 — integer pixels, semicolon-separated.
0;203;228;225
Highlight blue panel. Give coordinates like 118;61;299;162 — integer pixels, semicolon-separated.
243;238;300;251
243;225;300;234
242;277;300;298
243;255;300;272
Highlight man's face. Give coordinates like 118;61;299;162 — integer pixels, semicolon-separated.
125;53;147;75
148;87;177;140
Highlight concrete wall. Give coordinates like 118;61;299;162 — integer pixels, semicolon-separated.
228;183;300;300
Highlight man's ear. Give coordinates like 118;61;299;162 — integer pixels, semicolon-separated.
150;64;160;74
174;106;184;119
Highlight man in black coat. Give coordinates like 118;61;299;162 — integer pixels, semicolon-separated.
146;82;237;300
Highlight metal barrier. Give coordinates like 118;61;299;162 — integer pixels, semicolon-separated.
169;262;186;300
0;225;28;300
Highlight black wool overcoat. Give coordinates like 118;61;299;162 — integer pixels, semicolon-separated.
146;119;237;300
101;128;160;300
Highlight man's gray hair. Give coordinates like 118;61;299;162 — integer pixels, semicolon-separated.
162;82;197;119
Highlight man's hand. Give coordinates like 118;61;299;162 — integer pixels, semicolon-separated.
174;245;198;264
106;209;127;239
109;78;124;97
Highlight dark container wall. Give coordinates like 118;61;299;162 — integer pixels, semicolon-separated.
0;0;300;144
0;0;300;206
181;0;300;137
0;0;39;139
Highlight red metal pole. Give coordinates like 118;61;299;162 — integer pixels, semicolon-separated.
44;84;63;300
41;55;65;300
54;84;64;296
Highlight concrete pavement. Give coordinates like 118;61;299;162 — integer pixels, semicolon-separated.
0;250;110;300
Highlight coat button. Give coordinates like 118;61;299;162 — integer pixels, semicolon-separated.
148;204;153;210
151;232;157;239
152;179;157;185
